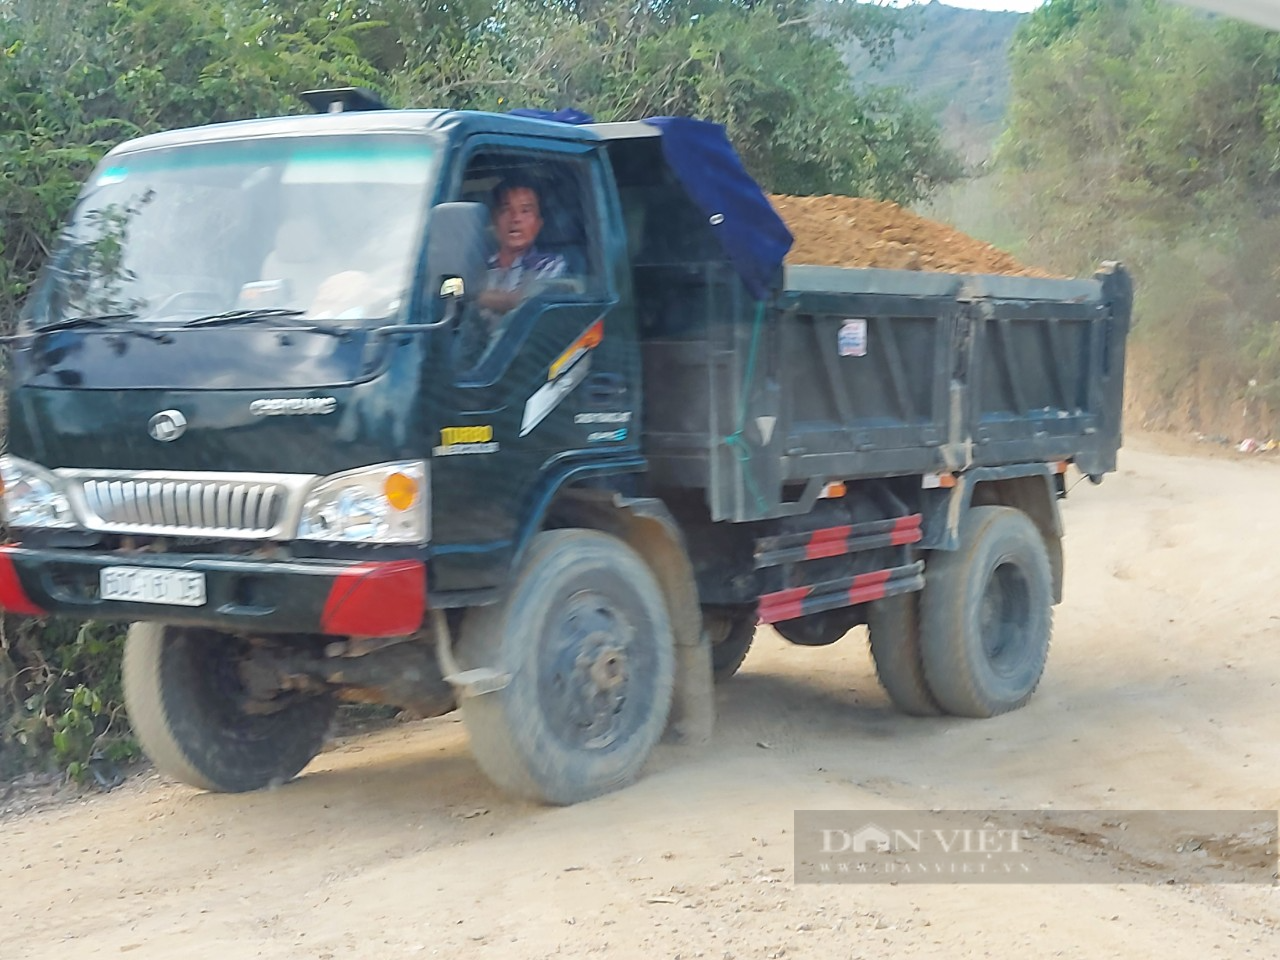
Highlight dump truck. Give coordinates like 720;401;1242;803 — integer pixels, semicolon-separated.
0;90;1131;804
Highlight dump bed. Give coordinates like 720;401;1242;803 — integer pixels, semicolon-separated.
639;260;1131;522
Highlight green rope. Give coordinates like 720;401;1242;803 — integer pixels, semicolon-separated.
722;300;770;516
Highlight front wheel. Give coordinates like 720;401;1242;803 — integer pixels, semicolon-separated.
456;530;675;805
122;624;336;792
919;506;1053;718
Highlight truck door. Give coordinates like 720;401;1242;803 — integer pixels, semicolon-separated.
425;140;636;592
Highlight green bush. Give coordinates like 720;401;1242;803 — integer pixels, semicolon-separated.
995;0;1280;436
0;616;135;780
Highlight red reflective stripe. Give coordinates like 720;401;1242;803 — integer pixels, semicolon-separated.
890;515;923;546
805;525;852;560
0;550;45;616
320;560;426;638
847;568;892;606
758;586;809;624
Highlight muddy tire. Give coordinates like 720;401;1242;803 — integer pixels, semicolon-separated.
456;530;675;805
706;608;757;682
867;593;942;716
122;623;335;792
919;506;1053;718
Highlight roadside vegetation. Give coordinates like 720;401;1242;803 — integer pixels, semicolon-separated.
996;0;1280;438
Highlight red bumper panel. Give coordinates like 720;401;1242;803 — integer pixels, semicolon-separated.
0;550;47;616
757;561;925;624
754;514;924;569
320;560;427;638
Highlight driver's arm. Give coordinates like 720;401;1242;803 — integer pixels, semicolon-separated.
477;253;567;315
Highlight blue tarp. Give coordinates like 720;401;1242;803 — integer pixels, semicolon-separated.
507;107;596;125
507;107;794;300
642;116;794;300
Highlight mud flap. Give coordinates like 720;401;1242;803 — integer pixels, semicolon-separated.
667;632;714;745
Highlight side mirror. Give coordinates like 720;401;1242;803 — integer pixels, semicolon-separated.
426;202;489;303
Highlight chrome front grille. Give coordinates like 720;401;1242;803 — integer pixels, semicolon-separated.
59;470;316;540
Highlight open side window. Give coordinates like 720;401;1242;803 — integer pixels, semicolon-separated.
445;147;605;376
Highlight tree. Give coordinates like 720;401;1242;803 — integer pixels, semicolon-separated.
390;0;959;201
998;0;1280;431
0;0;388;321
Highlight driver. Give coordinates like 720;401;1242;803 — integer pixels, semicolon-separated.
475;174;566;318
453;174;566;369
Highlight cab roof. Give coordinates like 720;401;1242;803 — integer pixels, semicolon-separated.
104;108;791;300
106;108;611;158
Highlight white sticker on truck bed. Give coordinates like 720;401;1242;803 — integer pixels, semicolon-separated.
839;319;868;357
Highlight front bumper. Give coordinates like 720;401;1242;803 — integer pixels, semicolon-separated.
0;545;426;638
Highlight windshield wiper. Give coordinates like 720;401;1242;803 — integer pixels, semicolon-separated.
26;314;172;344
183;308;306;327
183;309;348;338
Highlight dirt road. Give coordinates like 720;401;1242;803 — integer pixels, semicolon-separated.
4;437;1280;959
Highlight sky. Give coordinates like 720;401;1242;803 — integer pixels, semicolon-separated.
897;0;1045;11
908;0;1280;30
945;0;1042;8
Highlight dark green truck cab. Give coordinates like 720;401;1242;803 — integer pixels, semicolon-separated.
0;95;1131;804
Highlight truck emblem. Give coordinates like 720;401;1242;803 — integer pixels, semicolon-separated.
249;397;337;416
148;410;187;442
433;424;499;457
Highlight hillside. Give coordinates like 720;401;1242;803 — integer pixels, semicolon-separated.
846;1;1024;163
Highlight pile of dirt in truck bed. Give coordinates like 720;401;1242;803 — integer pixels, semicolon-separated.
769;193;1061;278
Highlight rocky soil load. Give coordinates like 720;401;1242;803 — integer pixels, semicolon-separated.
770;193;1059;278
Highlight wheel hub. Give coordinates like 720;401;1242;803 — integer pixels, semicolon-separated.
586;644;627;692
543;593;635;750
981;559;1032;677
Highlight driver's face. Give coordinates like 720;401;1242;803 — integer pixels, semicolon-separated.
493;187;543;262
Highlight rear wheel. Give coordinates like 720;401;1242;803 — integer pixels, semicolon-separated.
919;506;1053;718
456;530;675;805
867;593;942;716
705;608;757;682
122;624;336;792
773;607;862;647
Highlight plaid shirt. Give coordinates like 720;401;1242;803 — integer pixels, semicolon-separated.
484;247;566;293
453;248;567;371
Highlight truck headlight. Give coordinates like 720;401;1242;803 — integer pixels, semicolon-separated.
297;461;428;543
0;455;77;529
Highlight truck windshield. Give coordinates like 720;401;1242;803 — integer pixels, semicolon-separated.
22;133;439;330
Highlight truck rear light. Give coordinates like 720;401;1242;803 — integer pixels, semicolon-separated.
320;560;426;638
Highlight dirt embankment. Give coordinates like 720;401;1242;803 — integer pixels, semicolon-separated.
770;193;1059;278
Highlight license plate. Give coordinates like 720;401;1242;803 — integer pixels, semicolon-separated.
100;567;207;607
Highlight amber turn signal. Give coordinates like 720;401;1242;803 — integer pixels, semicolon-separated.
384;472;418;511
